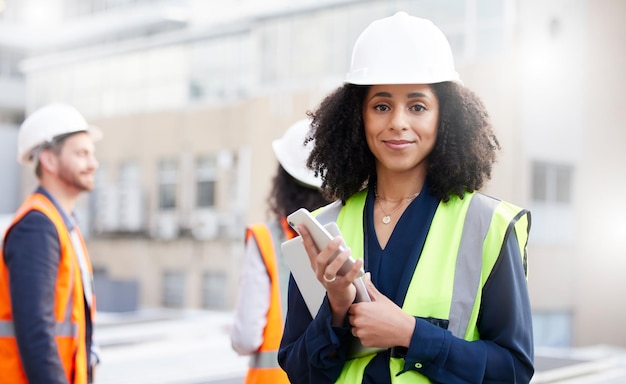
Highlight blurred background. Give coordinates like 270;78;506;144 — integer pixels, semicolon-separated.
0;0;625;382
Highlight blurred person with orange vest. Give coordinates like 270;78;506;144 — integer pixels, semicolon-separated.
0;103;102;383
231;119;331;383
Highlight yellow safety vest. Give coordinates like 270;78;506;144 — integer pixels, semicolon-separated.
313;190;529;384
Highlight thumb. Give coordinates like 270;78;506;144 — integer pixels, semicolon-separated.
362;272;381;299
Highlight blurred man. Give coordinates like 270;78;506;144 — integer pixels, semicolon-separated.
0;103;101;383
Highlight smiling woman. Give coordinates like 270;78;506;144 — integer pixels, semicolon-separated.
278;11;534;384
362;84;439;182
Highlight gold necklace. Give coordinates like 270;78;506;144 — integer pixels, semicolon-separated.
375;190;420;224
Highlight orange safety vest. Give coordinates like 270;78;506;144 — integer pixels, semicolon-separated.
0;192;95;384
243;218;294;384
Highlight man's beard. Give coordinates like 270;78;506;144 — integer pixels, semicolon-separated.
58;161;94;192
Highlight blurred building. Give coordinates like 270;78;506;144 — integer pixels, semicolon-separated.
0;0;25;235
4;0;626;354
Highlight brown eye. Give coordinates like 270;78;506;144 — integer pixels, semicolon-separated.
410;104;426;112
374;104;390;112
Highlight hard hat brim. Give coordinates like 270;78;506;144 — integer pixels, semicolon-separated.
19;125;103;165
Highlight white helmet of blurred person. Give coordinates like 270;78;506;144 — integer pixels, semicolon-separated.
272;118;322;189
18;103;102;165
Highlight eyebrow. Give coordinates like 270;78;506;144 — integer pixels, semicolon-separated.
369;91;431;101
407;92;430;99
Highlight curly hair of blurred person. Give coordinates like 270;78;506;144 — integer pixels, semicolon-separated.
266;163;331;220
307;82;500;203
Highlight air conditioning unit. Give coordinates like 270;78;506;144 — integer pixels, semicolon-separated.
219;212;244;240
191;209;219;240
154;212;179;240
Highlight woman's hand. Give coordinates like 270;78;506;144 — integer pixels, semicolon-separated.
348;273;416;348
297;224;364;325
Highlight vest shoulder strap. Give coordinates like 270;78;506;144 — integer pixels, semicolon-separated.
245;223;284;351
246;223;276;273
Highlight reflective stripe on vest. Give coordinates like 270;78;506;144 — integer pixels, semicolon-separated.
448;193;499;338
0;319;77;338
0;281;77;338
249;350;280;369
314;191;529;384
244;223;290;384
70;229;94;310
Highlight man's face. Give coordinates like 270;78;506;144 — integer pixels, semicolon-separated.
55;132;99;193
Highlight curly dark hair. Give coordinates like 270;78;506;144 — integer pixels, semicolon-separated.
307;82;500;202
266;164;331;221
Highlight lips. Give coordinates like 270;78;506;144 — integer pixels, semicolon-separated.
383;139;414;150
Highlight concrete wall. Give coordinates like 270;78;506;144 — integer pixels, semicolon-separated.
575;0;626;346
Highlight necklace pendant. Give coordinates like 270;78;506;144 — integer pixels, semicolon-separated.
382;215;391;224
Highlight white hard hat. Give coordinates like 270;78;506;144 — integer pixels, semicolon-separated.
272;119;322;189
346;12;460;85
18;103;102;164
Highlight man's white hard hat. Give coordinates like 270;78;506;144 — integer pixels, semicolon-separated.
272;119;322;189
18;103;103;164
345;12;460;85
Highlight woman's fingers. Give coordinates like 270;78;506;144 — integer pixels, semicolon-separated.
297;225;320;266
297;224;351;283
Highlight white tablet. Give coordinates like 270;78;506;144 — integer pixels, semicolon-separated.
281;221;383;359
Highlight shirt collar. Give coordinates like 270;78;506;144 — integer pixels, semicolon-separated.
35;186;77;231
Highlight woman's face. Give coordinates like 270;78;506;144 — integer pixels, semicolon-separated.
362;83;439;176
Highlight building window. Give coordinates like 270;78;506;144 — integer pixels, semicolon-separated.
202;271;226;309
162;270;185;308
195;156;217;208
119;161;140;185
117;161;144;232
532;162;573;204
188;34;253;102
158;159;178;210
530;161;576;245
533;311;572;347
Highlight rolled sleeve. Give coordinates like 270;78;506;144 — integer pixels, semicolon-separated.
230;237;271;355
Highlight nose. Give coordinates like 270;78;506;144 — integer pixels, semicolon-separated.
88;153;99;170
390;108;409;131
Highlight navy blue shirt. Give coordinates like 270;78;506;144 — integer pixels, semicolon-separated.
278;183;534;383
3;187;94;384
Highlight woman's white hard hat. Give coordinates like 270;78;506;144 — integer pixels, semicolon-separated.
346;12;460;85
18;103;103;164
272;118;323;189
